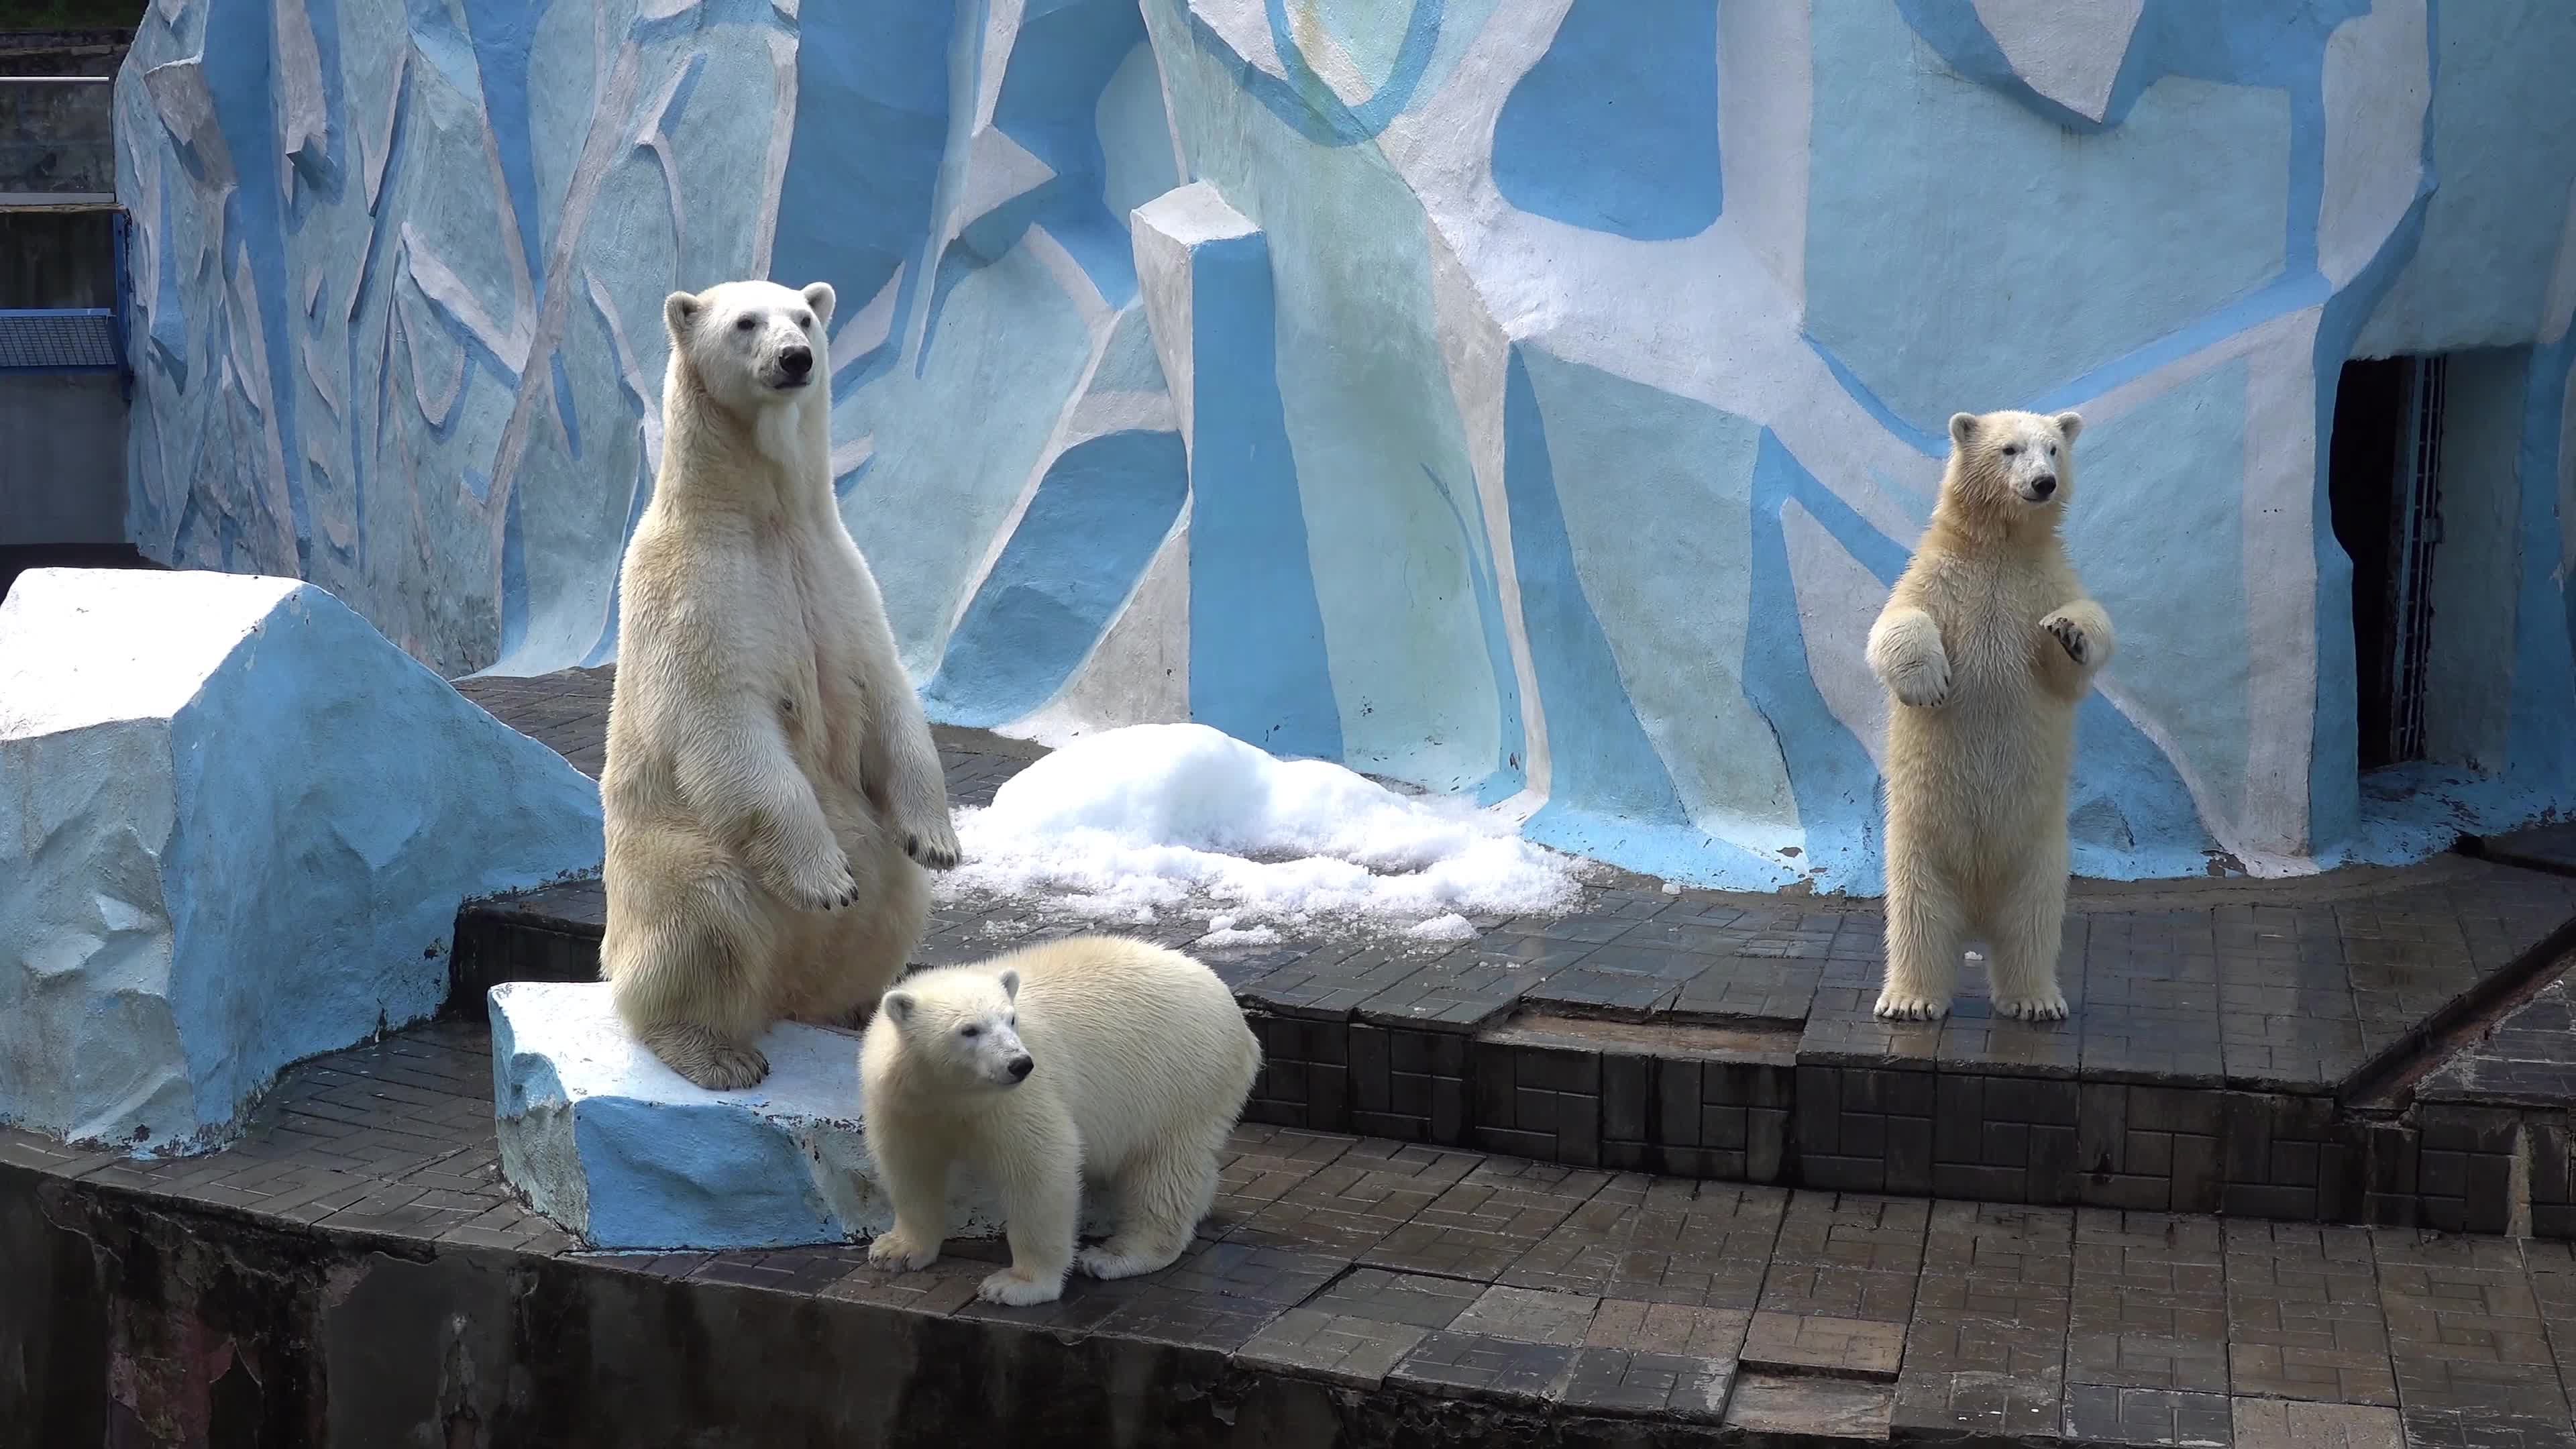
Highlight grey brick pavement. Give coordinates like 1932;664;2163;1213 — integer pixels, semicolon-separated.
15;1018;2576;1444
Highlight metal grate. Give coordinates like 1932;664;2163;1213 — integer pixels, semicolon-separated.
0;307;120;371
2383;354;2445;766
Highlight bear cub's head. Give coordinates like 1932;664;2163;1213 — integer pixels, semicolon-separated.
1944;409;2084;517
879;968;1036;1091
664;279;837;415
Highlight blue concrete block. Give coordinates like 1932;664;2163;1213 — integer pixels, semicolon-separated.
0;568;604;1152
490;981;1077;1252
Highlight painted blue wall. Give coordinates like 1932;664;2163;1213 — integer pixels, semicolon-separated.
117;0;2576;889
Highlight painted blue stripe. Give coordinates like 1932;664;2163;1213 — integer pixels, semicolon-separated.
285;0;348;213
460;0;545;305
500;484;529;659
924;428;1189;727
148;165;189;386
578;448;655;670
1803;335;1945;459
1186;225;1343;759
203;0;311;557
1741;431;1894;892
983;0;1150;307
1419;463;1527;805
1499;347;1695;835
2027;271;2330;416
1183;0;1443;148
771;2;951;398
1896;0;2357;283
1492;0;1721;241
549;353;582;460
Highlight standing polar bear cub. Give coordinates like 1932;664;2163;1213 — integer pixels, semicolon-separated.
1867;409;2114;1023
861;936;1261;1307
600;278;960;1091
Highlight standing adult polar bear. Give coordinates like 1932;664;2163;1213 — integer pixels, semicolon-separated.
598;278;960;1090
1866;409;2114;1024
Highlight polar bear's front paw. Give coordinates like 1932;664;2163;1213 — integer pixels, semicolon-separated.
1888;654;1951;708
1996;989;2070;1022
977;1266;1065;1307
1873;989;1950;1022
903;816;962;872
867;1230;939;1272
784;847;861;912
2043;613;2090;666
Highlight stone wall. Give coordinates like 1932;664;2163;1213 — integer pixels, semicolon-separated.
113;0;2576;889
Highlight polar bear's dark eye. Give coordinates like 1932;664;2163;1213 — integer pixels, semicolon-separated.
2048;444;2059;456
2000;444;2021;457
794;312;813;329
735;315;757;332
959;1024;980;1039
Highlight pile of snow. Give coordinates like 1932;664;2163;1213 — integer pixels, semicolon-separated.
939;723;1584;941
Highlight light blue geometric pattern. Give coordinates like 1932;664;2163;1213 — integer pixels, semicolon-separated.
115;0;2576;890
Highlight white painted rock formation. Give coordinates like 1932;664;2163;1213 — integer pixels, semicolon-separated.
0;568;604;1151
490;981;1090;1252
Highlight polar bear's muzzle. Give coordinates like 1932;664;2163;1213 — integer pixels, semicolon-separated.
769;344;816;390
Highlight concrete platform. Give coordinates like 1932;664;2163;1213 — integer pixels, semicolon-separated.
449;667;2576;1237
17;1019;2576;1446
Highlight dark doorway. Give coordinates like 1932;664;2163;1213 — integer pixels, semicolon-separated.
2326;356;2445;771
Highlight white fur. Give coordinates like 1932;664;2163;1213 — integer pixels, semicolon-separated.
859;936;1262;1307
1866;409;2114;1023
599;278;961;1091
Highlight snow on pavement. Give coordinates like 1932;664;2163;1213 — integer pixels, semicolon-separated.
937;723;1587;941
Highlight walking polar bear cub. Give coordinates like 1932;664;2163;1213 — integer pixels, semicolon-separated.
600;278;960;1091
1867;409;2114;1023
860;936;1261;1307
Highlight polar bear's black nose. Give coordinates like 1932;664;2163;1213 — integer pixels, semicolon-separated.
780;345;813;378
1008;1055;1034;1081
2029;474;2057;499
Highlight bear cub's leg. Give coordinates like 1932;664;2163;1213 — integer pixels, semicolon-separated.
1876;861;1964;1021
1078;1132;1223;1281
1984;861;2072;1021
866;1127;955;1273
978;1125;1083;1306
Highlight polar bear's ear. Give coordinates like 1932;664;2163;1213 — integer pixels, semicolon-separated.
2053;411;2084;441
996;968;1020;1002
880;990;916;1026
1948;413;1979;448
800;282;837;330
664;291;703;339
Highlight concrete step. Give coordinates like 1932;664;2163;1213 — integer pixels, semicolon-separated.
449;843;2576;1236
